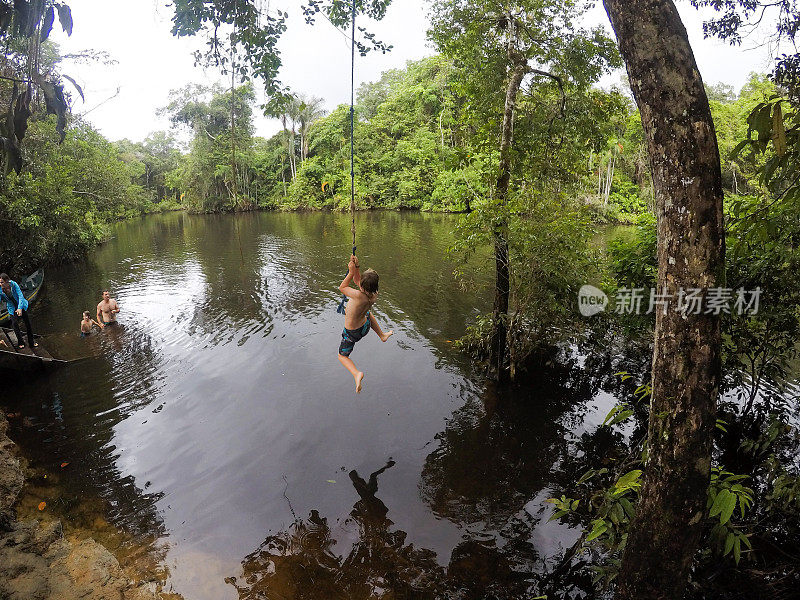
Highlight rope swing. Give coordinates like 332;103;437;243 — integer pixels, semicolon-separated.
337;0;357;315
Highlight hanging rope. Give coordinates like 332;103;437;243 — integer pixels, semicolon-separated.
337;0;357;314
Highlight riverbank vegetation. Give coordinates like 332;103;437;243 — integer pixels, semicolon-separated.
0;34;181;273
0;17;781;275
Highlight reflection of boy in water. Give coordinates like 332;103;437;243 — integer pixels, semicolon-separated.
228;459;446;599
348;460;395;521
337;255;393;394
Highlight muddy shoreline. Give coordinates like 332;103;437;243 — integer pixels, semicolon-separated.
0;411;172;600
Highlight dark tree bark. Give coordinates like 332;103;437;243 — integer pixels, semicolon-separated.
490;56;526;384
601;1;725;598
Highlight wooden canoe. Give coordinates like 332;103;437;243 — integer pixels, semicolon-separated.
0;326;67;373
0;269;44;326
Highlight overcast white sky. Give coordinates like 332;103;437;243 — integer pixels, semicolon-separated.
47;0;779;143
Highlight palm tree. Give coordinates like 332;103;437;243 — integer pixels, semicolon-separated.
296;94;326;162
279;112;296;180
277;94;325;181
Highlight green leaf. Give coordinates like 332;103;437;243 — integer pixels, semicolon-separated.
62;74;84;102
611;501;624;525
35;79;68;142
710;489;736;524
548;509;568;522
709;488;728;517
618;497;635;519
603;405;621;426
608;409;634;426
724;533;735;556
730;139;750;159
612;470;642;496
57;4;73;36
773;103;787;156
763;156;780;185
733;536;741;564
720;492;737;524
586;520;608;542
740;534;752;550
40;6;55;41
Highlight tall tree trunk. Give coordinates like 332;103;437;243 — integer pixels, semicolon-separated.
281;157;287;197
230;68;237;207
601;1;725;599
290;125;297;179
598;161;603;196
490;56;526;384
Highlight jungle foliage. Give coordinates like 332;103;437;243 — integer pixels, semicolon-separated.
556;61;800;600
0;6;181;273
0;1;798;598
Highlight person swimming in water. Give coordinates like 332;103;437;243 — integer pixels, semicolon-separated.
80;311;104;337
96;290;120;326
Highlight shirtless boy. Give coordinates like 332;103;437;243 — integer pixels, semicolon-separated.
97;291;120;326
337;255;393;393
81;311;104;336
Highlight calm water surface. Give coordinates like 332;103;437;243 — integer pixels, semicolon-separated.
6;211;646;599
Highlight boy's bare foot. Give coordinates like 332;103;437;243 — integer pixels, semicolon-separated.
355;371;364;394
380;330;394;342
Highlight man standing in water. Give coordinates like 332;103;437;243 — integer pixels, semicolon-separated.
0;273;37;349
97;290;121;327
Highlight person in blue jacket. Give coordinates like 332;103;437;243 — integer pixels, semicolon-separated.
0;273;37;349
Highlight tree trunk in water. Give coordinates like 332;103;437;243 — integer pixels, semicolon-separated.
601;2;725;598
490;59;526;384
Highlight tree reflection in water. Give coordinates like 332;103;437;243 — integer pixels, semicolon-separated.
227;335;655;600
226;460;449;599
419;336;653;599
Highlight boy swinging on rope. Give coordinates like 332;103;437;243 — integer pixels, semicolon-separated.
337;255;393;393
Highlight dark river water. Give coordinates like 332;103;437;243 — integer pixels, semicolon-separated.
5;211;654;599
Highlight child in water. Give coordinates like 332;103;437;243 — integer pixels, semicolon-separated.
337;255;393;393
80;311;104;337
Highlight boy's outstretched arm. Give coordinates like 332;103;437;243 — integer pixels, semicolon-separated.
339;255;361;299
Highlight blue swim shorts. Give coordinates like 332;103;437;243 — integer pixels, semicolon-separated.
338;313;371;357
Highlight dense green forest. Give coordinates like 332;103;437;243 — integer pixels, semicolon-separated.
0;38;182;272
1;1;800;599
0;50;782;271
